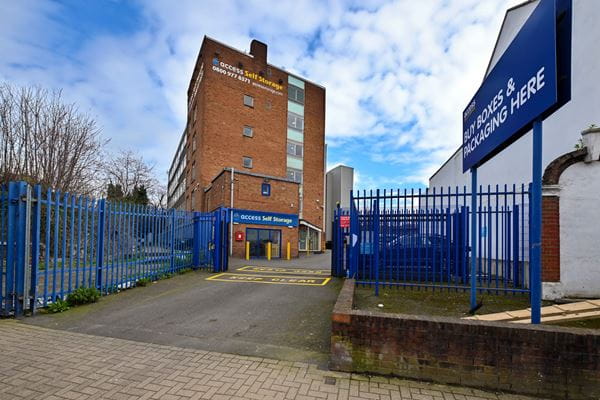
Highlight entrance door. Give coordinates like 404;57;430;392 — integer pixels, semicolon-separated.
247;228;281;259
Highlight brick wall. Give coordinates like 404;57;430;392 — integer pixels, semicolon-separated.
542;195;560;281
204;169;301;258
331;279;600;400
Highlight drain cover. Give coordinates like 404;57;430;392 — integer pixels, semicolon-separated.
324;377;336;385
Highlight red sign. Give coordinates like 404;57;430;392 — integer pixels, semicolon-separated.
235;231;244;241
339;216;350;228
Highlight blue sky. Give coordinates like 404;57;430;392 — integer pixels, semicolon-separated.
1;0;519;191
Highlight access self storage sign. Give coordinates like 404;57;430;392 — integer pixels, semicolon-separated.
462;0;558;172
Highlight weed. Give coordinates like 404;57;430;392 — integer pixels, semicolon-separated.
47;299;70;313
177;268;193;275
66;287;101;306
137;277;151;287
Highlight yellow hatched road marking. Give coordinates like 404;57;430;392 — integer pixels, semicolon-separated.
206;273;331;286
237;266;330;276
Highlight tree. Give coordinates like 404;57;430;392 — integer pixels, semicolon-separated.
0;83;107;193
101;150;161;206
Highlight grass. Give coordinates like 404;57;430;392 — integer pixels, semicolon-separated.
354;285;542;318
553;318;600;330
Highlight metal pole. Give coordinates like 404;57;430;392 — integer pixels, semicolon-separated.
470;167;477;310
531;119;543;324
230;168;234;256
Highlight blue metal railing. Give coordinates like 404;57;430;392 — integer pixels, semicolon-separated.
0;181;229;316
333;185;530;296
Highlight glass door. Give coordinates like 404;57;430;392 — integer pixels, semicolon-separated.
270;230;281;258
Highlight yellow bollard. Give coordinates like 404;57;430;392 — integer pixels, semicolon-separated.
286;242;291;260
267;242;272;260
245;241;250;260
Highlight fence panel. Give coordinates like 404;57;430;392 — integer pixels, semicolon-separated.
334;185;530;295
0;181;229;316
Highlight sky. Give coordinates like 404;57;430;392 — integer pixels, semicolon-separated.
0;0;521;191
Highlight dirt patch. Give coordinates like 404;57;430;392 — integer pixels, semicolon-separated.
553;317;600;330
354;285;541;318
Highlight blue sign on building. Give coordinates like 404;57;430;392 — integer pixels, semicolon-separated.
232;208;298;227
462;0;558;172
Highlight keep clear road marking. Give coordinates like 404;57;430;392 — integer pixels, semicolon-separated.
206;273;331;286
237;266;330;276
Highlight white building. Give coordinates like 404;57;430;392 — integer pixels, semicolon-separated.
430;0;598;190
325;165;354;244
429;0;600;299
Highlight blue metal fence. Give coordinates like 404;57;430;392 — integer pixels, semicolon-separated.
333;185;531;296
0;181;229;317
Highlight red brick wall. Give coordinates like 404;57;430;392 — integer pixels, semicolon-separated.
331;280;600;400
542;195;560;282
203;169;301;258
204;170;300;215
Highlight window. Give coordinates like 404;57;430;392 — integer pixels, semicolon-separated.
287;141;303;157
261;183;271;196
287;112;304;131
243;125;253;137
287;168;302;183
243;156;253;169
243;94;254;107
288;85;305;104
191;163;196;181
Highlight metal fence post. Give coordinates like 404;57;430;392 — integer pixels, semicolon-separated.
349;190;359;278
95;199;106;291
29;185;42;313
170;209;176;274
213;209;221;273
374;189;380;296
14;181;30;317
192;212;200;269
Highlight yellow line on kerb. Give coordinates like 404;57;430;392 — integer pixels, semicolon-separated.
206;273;331;286
237;266;330;276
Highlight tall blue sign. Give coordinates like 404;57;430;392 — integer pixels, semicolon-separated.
462;0;558;172
232;208;298;227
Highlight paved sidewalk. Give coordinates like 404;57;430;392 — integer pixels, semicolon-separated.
0;321;541;400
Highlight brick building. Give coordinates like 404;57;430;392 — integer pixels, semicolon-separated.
167;36;326;258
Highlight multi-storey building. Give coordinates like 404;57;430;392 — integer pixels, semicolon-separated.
167;36;326;258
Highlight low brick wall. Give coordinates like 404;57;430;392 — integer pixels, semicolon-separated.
331;279;600;400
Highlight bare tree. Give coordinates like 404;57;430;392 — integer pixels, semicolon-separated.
101;150;164;206
0;83;107;194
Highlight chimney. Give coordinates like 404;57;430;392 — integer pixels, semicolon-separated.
250;39;267;63
581;126;600;162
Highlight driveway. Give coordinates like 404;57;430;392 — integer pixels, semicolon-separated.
24;252;340;367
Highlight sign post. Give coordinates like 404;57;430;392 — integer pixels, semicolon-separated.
530;119;543;324
470;168;477;311
460;0;570;323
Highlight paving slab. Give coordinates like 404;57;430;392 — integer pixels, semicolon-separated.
0;321;547;400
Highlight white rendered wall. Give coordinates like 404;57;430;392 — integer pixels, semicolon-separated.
559;161;600;297
429;0;600;191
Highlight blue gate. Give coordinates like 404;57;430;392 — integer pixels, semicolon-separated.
0;181;229;317
333;185;530;295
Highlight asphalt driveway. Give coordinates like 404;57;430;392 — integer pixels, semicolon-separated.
23;252;340;367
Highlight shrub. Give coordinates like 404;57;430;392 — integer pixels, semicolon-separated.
137;277;151;287
178;268;192;275
47;299;70;313
66;287;101;306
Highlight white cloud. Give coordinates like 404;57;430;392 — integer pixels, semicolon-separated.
0;0;521;186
